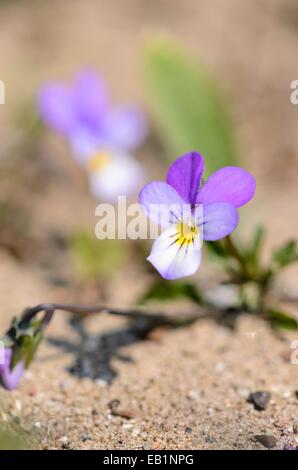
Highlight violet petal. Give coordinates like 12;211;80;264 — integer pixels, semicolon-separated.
196;166;256;208
0;348;25;391
37;83;76;136
103;106;147;151
73;70;108;129
139;181;190;228
166;152;205;204
200;202;239;241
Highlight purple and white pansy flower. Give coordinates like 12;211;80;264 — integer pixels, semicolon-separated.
139;152;256;280
37;70;147;201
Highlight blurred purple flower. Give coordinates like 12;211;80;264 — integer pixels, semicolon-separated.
0;347;25;390
283;445;298;451
37;70;147;201
139;151;256;280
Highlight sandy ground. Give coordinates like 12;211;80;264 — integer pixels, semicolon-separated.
0;0;298;450
1;306;298;450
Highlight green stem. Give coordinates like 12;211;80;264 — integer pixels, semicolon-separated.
225;235;252;280
224;236;276;313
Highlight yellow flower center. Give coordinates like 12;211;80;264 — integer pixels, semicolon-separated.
87;151;111;173
175;222;198;246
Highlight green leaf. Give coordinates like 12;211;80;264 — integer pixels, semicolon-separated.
24;330;43;366
244;225;266;273
249;226;265;262
205;240;230;259
143;38;237;175
269;309;298;330
10;323;43;369
272;240;298;269
139;279;203;305
70;230;125;282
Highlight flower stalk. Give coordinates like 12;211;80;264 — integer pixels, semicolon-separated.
0;302;204;390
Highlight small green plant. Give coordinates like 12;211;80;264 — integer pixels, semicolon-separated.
71;230;125;282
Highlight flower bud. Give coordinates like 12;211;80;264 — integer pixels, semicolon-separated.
0;347;25;390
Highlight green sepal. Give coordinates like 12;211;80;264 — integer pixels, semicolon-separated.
6;317;44;369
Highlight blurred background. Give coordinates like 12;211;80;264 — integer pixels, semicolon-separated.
0;0;298;450
0;0;297;307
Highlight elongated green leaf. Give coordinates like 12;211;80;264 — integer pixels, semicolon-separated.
269;309;298;330
272;240;298;269
244;225;266;274
144;39;237;174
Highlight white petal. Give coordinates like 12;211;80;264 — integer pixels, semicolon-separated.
148;226;202;280
88;151;144;202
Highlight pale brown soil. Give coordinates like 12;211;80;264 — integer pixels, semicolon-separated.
0;0;298;450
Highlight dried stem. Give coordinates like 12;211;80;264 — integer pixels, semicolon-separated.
19;302;209;331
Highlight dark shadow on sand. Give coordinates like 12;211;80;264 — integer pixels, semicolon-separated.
47;316;163;384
